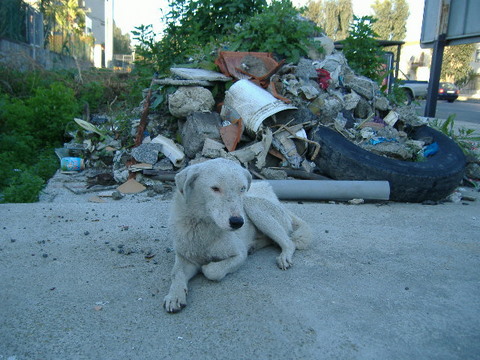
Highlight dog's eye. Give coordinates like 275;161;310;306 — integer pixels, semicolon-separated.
211;186;221;193
240;186;246;193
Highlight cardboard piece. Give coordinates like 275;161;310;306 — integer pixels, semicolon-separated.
117;179;146;194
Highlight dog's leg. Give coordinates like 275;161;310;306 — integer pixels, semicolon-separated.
201;240;248;281
244;197;296;270
163;254;199;313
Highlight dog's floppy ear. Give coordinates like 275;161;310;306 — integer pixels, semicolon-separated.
242;167;252;191
175;166;199;200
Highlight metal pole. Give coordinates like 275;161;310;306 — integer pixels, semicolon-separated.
424;0;450;118
424;33;447;117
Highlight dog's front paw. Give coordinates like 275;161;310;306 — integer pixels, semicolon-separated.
276;252;293;270
163;289;187;313
202;262;227;282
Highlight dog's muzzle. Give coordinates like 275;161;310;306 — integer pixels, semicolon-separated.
229;216;244;230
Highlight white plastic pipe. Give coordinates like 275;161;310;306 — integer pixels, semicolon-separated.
266;180;390;201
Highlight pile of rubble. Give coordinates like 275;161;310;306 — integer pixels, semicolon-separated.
58;45;476;198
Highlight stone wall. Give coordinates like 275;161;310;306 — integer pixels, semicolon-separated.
0;38;92;72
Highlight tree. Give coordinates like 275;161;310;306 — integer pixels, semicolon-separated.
133;0;321;72
113;23;131;54
371;0;409;41
304;0;353;41
441;43;475;86
39;0;88;54
342;16;385;82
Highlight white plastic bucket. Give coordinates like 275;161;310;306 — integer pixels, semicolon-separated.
224;79;296;133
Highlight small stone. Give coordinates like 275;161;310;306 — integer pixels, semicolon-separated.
111;191;123;200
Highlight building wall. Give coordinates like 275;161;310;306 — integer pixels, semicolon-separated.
85;0;113;68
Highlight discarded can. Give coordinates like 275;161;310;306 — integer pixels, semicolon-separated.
61;157;85;171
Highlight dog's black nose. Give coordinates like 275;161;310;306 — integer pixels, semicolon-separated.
229;216;244;229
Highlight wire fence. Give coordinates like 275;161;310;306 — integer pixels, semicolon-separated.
0;0;92;62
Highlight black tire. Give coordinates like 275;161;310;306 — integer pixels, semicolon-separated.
311;125;466;202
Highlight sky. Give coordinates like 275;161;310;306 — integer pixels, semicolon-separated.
113;0;425;45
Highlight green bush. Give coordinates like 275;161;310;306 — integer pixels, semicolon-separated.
231;0;322;63
342;16;385;83
133;0;322;73
2;82;78;147
2;169;45;203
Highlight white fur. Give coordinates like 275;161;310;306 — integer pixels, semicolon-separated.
163;158;312;313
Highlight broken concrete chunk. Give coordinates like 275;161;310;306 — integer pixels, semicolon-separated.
343;74;379;100
313;35;335;56
202;138;227;159
182;112;222;158
168;86;215;118
308;94;343;121
299;85;320;100
395;106;428;127
228;141;265;164
131;143;163;164
170;67;232;82
354;97;373;119
343;91;361;111
374;96;390;111
295;58;318;80
314;53;347;73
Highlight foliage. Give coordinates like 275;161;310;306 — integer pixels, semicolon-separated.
384;79;408;105
2;82;78;146
113;23;132;54
0;65;142;203
342;16;385;83
2;170;45;203
429;114;480;158
441;43;476;85
371;0;409;41
133;0;322;73
133;0;266;73
232;0;323;62
304;0;353;41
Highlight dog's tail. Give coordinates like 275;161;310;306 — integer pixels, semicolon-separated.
290;212;312;249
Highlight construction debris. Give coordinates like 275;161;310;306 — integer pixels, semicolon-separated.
57;45;476;202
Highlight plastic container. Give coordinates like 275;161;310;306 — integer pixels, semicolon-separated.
223;79;296;134
61;157;85;172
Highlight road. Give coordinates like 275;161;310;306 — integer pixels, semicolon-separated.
415;99;480;132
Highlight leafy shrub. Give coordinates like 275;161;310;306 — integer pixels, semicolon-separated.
231;0;323;62
133;0;322;72
77;80;106;113
342;16;385;83
2;82;78;147
2;169;45;203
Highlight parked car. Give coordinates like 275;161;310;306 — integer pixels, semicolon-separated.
399;80;429;105
438;82;459;102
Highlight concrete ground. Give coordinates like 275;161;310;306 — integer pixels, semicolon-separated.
1;179;479;359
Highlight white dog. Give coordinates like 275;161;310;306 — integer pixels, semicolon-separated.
163;158;312;313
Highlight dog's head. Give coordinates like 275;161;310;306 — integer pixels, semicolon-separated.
175;158;252;231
